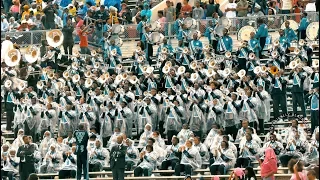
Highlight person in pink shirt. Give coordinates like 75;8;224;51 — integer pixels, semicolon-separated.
259;147;278;180
10;0;20;14
289;159;308;180
157;10;166;32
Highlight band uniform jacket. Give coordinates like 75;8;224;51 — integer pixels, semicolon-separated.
110;144;128;169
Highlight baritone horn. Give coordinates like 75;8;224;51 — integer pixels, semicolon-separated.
225;51;232;58
46;29;64;48
270;66;279;75
4;80;12;88
5;49;21;67
249;53;255;60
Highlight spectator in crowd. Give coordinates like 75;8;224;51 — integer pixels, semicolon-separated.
78;22;94;54
94;5;108;44
237;0;249;17
225;0;237;30
43;0;56;29
164;0;176;23
8;17;20;31
158;11;166;32
193;1;205;20
1;15;9;32
181;0;192;14
176;2;182;17
289;159;308;180
105;0;121;12
21;5;31;21
298;12;309;39
10;0;20;19
28;173;39;180
280;0;293;14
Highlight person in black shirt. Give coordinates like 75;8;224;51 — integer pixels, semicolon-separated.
94;5;108;44
74;123;89;180
42;0;56;29
17;135;37;180
62;17;74;55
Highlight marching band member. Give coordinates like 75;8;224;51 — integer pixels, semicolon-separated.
188;96;207;139
235;120;252;142
58;105;76;137
309;87;319;133
177;124;194;146
108;127;124;148
178;24;191;47
174;139;202;177
298;12;309;40
240;89;259;129
24;97;41;142
165;99;184;142
39;103;57;137
193;136;210;163
248;32;260;59
137;15;147;40
88;139;109;175
222;135;238;157
63;131;76;147
280;129;309;167
142;138;166;165
125;138;139;171
156;38;174;56
1;148;19;180
235;133;260;168
189;33;203;60
114;100;133;137
289;64;307;120
270;70;288;120
310;63;319;89
160;136;181;174
138;95;157;132
204;13;219;53
204;123;220;148
237;41;251;71
263;126;282;143
58;146;77;179
11;129;24;150
13;99;26;137
134;145;158;177
254;18;268;58
239;127;262;146
284;20;298;43
209;128;225;153
283;120;307;143
277;29;290;57
217;28;233;54
138;124;153;147
174;12;184;39
209;141;236;175
306;132;319;165
4;86;18;132
254;81;271;134
206;99;224;131
100;102;116;147
151;131;166;149
39;144;62;173
223;92;242;140
141;26;153;64
262;133;284;156
39;131;54;157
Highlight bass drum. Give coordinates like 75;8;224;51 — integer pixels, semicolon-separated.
148;32;165;44
219;17;231;29
306;22;319;40
112;24;125;34
281;20;299;30
237;26;256;41
183;17;197;29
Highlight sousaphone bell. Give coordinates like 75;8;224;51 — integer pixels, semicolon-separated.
25;45;40;63
5;49;21;67
46;29;64;48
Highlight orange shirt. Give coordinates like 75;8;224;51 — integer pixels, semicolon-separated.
181;4;192;13
78;31;88;47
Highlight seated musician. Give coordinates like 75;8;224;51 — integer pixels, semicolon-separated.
160;136;181;175
262;133;284;156
284;20;298;43
88;139;109;177
58;146;77;179
133;145;158;177
125;138;139;171
209;141;236;175
235;133;260;168
156;38;173;57
174;139;202;177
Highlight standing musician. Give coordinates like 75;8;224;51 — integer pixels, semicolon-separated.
248;32;260;59
237;41;251;71
284;20;298;43
178;24;192;47
309;87;319;133
269;69;288;121
289;64;307;120
217;28;233;54
174;12;185;40
189;33;203;60
156;38;174;57
254;18;268;58
204;13;219;53
297;12;309;40
141;26;153;65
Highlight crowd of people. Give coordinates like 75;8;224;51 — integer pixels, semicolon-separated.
1;0;320;180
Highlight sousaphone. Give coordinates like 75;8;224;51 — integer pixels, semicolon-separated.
183;17;197;29
46;29;64;48
177;66;186;75
25;45;40;63
112;24;125;34
149;32;164;44
5;49;21;67
281;20;299;31
4;80;12;88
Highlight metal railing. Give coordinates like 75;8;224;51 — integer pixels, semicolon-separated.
1;12;318;47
